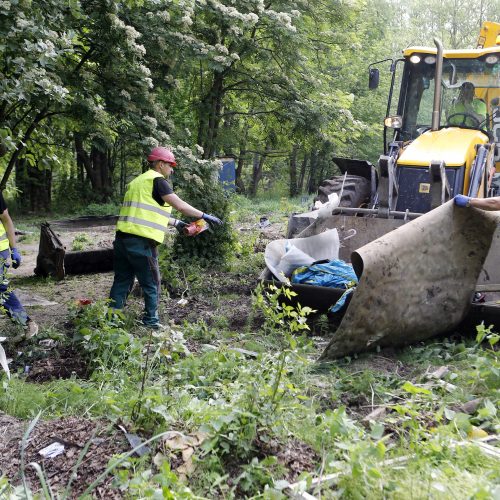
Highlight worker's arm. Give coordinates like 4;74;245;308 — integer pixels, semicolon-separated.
0;208;17;250
0;208;21;267
454;194;500;211
162;193;203;220
162;193;223;226
470;197;500;210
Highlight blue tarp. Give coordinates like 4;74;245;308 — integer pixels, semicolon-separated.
292;259;358;312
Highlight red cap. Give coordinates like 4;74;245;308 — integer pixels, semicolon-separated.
147;146;177;166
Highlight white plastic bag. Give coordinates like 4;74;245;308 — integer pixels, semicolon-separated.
275;244;315;277
265;228;340;282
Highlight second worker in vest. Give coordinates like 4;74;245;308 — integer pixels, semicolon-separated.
110;146;223;329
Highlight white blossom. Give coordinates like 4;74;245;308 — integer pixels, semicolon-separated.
16;17;30;29
158;11;170;22
143;136;159;148
125;25;141;41
215;43;228;55
143;115;158;129
134;44;147;56
138;64;151;76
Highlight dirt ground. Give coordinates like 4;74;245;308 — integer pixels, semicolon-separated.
0;412;130;498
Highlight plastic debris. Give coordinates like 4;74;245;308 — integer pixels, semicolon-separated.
118;425;150;457
259;217;271;229
184;219;209;237
39;442;65;458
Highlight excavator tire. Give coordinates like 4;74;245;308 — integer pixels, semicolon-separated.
314;175;371;208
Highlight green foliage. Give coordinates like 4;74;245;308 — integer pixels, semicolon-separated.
70;301;142;372
171;161;236;266
70;232;92;251
253;282;315;335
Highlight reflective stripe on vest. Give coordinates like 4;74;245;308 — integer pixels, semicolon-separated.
116;170;173;244
0;228;8;252
118;215;169;233
122;201;174;220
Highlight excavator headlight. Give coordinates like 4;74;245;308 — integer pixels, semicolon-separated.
485;55;499;64
424;55;436;64
384;115;403;129
410;55;421;64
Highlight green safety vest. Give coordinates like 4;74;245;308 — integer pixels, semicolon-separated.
116;169;173;244
449;99;487;127
0;221;8;252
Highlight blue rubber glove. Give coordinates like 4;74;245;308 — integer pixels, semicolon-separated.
202;213;223;226
11;247;21;268
454;194;471;207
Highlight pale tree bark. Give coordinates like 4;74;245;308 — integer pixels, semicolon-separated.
289;144;299;197
298;152;309;193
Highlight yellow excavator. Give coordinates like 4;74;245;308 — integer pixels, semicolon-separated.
310;21;500;215
290;21;500;256
280;22;500;354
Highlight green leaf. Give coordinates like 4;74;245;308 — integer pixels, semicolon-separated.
402;381;431;395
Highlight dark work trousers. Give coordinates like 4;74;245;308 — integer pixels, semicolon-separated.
109;236;161;326
0;249;29;325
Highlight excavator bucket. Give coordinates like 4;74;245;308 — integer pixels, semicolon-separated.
318;202;499;359
270;202;500;358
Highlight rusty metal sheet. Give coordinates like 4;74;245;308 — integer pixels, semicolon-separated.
320;201;500;360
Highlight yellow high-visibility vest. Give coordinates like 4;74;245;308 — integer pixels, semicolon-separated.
0;221;9;252
116;170;173;244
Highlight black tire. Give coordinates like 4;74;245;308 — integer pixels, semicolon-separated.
313;175;371;207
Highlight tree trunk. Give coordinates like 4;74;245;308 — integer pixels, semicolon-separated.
74;133;113;201
289;144;299;197
298;152;308;192
235;125;250;194
249;144;270;197
235;151;246;194
307;149;319;194
198;72;225;159
15;157;52;212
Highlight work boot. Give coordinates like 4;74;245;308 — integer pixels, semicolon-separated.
144;322;168;331
7;319;39;343
25;319;39;339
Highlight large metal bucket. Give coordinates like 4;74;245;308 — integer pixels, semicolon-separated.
275;203;500;359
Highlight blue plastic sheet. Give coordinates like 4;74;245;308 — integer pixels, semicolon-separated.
292;259;358;312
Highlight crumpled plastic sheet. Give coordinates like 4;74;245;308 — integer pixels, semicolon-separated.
264;228;340;282
320;201;500;360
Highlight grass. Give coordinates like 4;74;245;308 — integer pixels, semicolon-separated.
0;194;499;498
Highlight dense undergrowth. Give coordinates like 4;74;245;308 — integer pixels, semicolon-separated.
1;195;499;498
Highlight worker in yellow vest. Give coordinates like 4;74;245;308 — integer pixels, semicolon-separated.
110;146;222;329
0;191;39;339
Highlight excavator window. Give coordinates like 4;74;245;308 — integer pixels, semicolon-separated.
400;54;500;140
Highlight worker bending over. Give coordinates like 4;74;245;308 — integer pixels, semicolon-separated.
0;191;38;339
110;146;222;329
